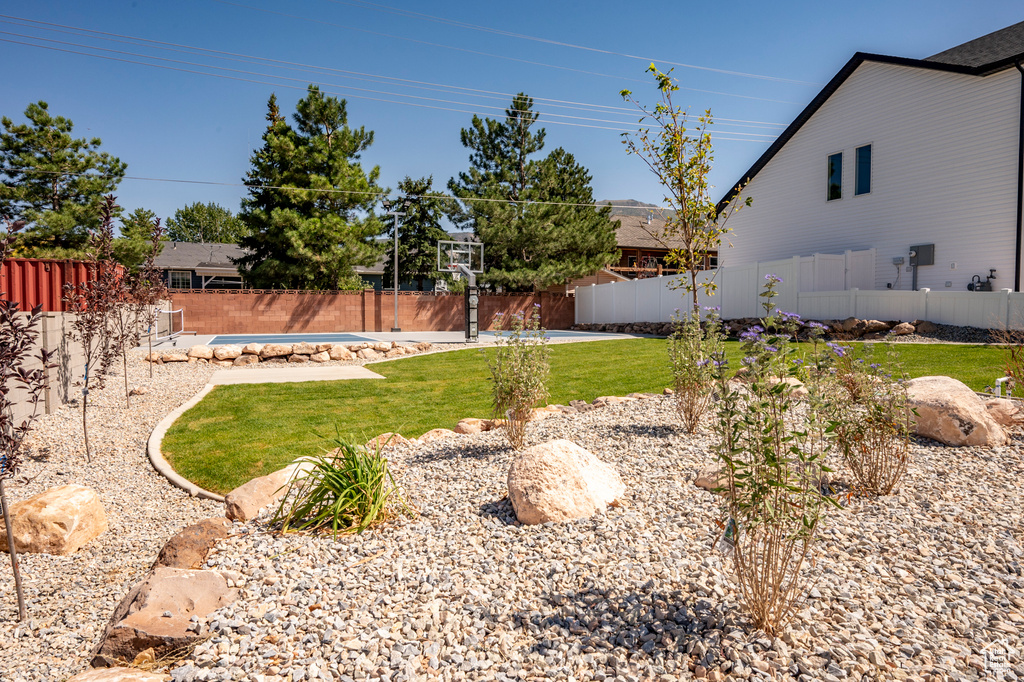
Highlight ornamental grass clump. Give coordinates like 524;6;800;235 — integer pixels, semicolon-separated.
486;305;550;450
667;307;725;433
271;435;409;538
714;275;838;635
831;344;912;496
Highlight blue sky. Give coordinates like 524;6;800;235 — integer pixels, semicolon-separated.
1;1;1021;229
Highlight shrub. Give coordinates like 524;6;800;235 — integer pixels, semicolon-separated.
832;344;911;495
271;435;409;538
667;307;724;433
713;275;838;635
486;305;550;449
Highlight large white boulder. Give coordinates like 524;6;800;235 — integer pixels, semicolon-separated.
186;345;213;360
213;344;243;360
906;376;1008;446
0;485;107;555
507;440;625;525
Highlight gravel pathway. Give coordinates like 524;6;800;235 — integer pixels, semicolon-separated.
3;351;1023;682
0;352;221;680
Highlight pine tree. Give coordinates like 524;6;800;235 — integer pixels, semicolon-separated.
113;207;161;270
449;94;618;291
236;88;384;290
382;177;455;291
0;101;126;255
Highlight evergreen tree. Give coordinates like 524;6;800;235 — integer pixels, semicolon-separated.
236;88;384;290
113;207;161;270
382;177;456;291
449;94;618;291
166;202;249;243
0;101;126;255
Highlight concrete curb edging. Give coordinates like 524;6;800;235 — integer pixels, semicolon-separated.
147;383;225;503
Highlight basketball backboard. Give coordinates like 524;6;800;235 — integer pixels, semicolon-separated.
437;239;483;274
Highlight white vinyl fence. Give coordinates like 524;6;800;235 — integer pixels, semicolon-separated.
576;249;1024;330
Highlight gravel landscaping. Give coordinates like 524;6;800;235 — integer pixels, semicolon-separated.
2;350;1023;681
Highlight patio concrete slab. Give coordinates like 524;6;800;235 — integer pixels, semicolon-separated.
209;366;384;385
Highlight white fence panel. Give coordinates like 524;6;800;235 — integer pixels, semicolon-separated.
815;254;847;292
797;291;854;320
757;257;800;315
660;277;690;321
612;282;636;324
593;282;617;323
927;291;1006;329
1008;293;1024;330
634;277;664;322
576;284;594;324
846;249;876;290
850;290;927;322
799;257;815;293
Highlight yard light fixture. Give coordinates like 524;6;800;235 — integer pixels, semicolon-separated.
384;198;411;333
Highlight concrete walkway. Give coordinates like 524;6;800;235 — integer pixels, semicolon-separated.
209;365;384;385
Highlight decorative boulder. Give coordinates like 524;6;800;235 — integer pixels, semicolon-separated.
145;352;163;363
186;345;213;360
454;418;493;434
161;352;188;363
68;668;169;681
985;398;1024;427
232;354;258;366
767;376;808;399
374;342;393;353
415;342;433;352
416;428;459;444
507;440;625;525
292;341;316;355
310;351;330;363
365;432;411;451
92;568;237;667
890;322;916;336
592;395;636;407
913;320;938;334
840;317;859;332
906;376;1008;446
213;345;242;360
0;485;107;555
288;354;309;363
259;343;292;359
224;461;313;522
242;342;263;355
329;345;354;361
315;343;334;352
152;517;231;570
356;348;380;360
694;466;727;492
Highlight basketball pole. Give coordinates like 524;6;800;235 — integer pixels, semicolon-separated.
387;208;405;332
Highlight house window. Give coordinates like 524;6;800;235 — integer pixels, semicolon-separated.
708;254;718;268
827;152;843;201
169;271;191;289
855;144;872;195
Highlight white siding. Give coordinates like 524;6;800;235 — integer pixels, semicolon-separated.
721;62;1021;292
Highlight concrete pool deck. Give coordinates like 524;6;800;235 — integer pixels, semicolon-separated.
147;329;646;350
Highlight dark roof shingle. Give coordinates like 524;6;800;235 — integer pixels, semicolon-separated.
927;20;1024;69
153;242;247;270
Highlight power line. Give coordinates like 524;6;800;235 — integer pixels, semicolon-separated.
319;0;821;86
3;168;681;211
208;0;805;105
0;34;780;141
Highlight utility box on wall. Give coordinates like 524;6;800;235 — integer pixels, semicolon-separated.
909;244;935;267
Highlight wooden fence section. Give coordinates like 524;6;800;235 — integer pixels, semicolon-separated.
168;289;575;334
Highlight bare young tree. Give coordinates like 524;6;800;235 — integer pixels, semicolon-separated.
620;65;751;310
135;217;167;379
0;221;54;621
64;196;119;462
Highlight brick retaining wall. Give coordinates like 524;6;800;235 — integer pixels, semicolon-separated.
168;290;574;334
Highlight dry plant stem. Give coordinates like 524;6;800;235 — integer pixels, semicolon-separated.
123;352;130;409
0;479;27;621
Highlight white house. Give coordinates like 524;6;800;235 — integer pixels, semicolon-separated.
717;21;1024;293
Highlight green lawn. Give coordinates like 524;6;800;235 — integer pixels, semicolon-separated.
161;339;1007;494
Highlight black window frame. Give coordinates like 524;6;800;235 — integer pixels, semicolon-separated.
855;144;872;196
827;151;843;201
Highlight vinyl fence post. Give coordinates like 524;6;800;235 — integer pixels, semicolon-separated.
590;284;596;324
849;288;858;319
1002;288;1012;331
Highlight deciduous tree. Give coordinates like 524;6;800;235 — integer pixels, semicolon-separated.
166;202;249;244
620;65;750;309
236;88;384;290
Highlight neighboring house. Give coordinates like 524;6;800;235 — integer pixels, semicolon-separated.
155;242;247;289
607;210;717;279
717;21;1024;292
